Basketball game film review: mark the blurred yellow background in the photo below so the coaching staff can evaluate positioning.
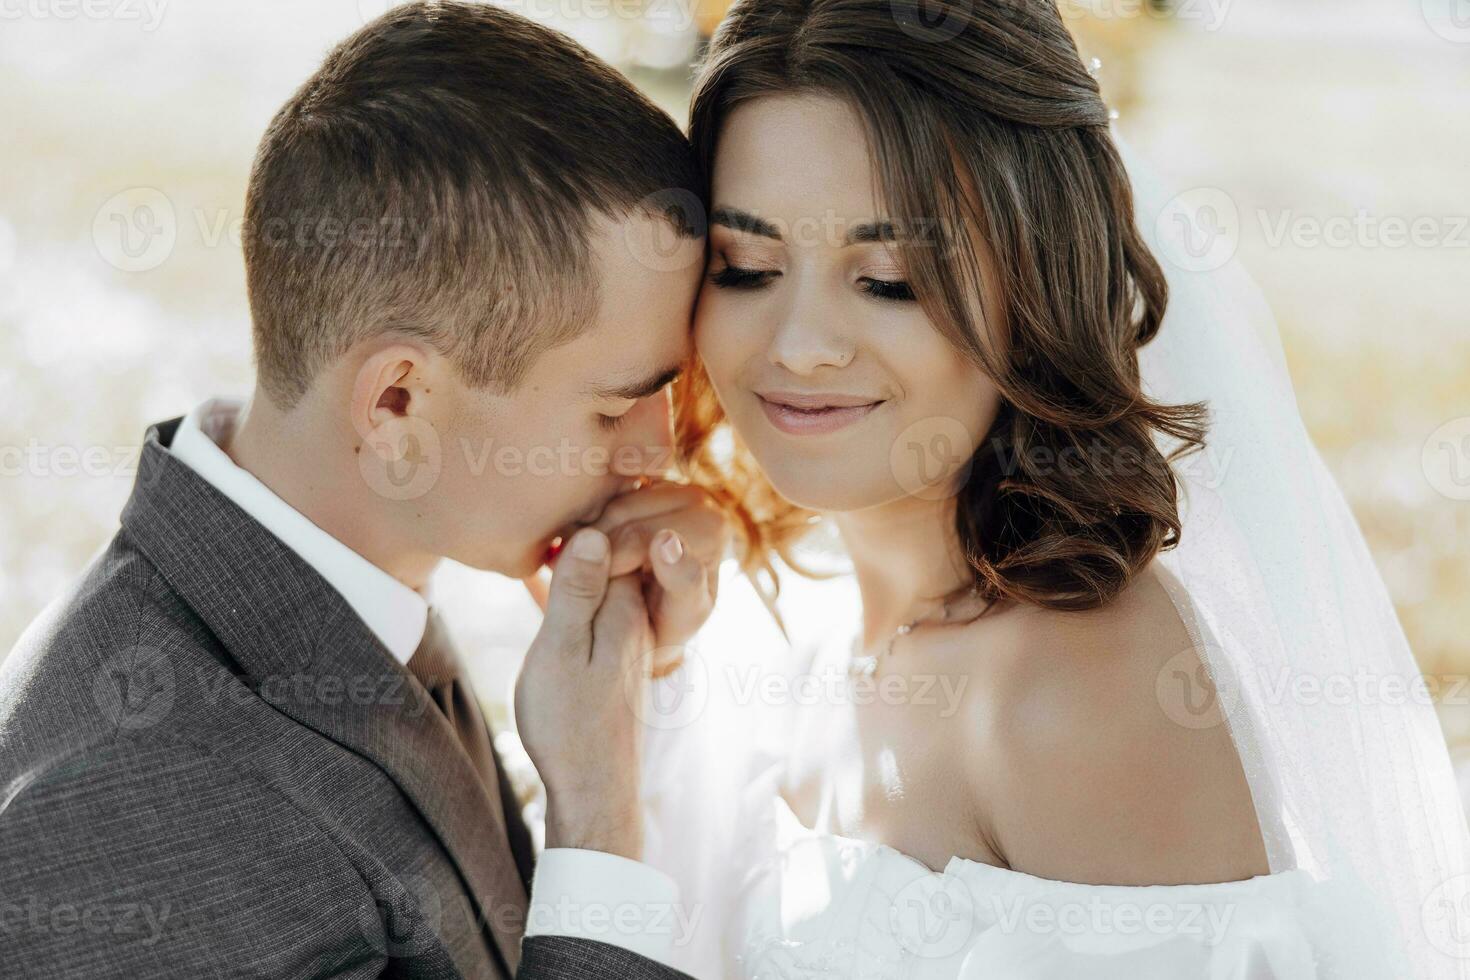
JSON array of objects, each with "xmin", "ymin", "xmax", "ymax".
[{"xmin": 1, "ymin": 0, "xmax": 1466, "ymax": 798}]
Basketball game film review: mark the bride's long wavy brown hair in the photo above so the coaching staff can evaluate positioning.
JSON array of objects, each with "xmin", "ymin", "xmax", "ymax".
[{"xmin": 675, "ymin": 0, "xmax": 1209, "ymax": 614}]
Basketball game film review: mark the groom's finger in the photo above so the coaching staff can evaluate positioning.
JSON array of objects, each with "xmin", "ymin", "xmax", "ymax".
[
  {"xmin": 539, "ymin": 528, "xmax": 611, "ymax": 656},
  {"xmin": 590, "ymin": 573, "xmax": 650, "ymax": 676}
]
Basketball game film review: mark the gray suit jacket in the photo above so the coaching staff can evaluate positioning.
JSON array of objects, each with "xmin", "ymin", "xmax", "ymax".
[{"xmin": 0, "ymin": 417, "xmax": 691, "ymax": 980}]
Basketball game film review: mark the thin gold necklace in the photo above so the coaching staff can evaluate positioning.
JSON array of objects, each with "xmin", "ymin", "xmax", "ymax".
[{"xmin": 847, "ymin": 583, "xmax": 984, "ymax": 680}]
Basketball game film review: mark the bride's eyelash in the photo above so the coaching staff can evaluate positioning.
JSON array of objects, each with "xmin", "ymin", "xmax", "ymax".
[
  {"xmin": 860, "ymin": 277, "xmax": 916, "ymax": 302},
  {"xmin": 711, "ymin": 263, "xmax": 915, "ymax": 303},
  {"xmin": 597, "ymin": 412, "xmax": 631, "ymax": 432},
  {"xmin": 709, "ymin": 265, "xmax": 777, "ymax": 290}
]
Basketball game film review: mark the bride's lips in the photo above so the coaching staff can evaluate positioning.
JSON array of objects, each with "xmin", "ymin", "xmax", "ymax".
[{"xmin": 756, "ymin": 391, "xmax": 885, "ymax": 435}]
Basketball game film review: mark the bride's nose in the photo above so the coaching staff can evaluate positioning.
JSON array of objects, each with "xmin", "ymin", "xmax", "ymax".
[{"xmin": 766, "ymin": 280, "xmax": 856, "ymax": 375}]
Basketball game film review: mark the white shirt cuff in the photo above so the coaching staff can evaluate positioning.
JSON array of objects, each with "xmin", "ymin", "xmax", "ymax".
[{"xmin": 525, "ymin": 847, "xmax": 682, "ymax": 968}]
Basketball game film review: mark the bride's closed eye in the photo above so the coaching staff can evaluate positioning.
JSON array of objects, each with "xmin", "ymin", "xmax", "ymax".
[
  {"xmin": 708, "ymin": 263, "xmax": 917, "ymax": 302},
  {"xmin": 709, "ymin": 264, "xmax": 777, "ymax": 289},
  {"xmin": 857, "ymin": 277, "xmax": 915, "ymax": 302}
]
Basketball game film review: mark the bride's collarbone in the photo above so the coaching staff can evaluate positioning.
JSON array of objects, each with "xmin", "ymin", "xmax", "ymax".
[
  {"xmin": 791, "ymin": 566, "xmax": 1271, "ymax": 886},
  {"xmin": 782, "ymin": 626, "xmax": 1018, "ymax": 871}
]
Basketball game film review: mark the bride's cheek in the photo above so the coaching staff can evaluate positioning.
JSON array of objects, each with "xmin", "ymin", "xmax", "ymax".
[{"xmin": 694, "ymin": 311, "xmax": 746, "ymax": 392}]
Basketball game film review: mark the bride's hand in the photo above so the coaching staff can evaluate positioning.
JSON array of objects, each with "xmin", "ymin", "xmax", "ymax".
[{"xmin": 590, "ymin": 479, "xmax": 729, "ymax": 667}]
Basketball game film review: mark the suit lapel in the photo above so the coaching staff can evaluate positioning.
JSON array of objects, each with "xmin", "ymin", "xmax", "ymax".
[{"xmin": 121, "ymin": 419, "xmax": 527, "ymax": 974}]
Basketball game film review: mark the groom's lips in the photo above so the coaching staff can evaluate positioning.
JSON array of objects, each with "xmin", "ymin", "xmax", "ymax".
[{"xmin": 541, "ymin": 490, "xmax": 629, "ymax": 568}]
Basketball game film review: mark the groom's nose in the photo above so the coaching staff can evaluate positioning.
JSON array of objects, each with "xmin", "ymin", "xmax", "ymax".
[{"xmin": 613, "ymin": 388, "xmax": 676, "ymax": 479}]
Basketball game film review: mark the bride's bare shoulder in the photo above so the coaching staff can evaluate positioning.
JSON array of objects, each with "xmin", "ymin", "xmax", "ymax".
[{"xmin": 963, "ymin": 559, "xmax": 1270, "ymax": 886}]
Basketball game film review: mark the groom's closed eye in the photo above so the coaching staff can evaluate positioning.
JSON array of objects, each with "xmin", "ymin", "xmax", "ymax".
[{"xmin": 586, "ymin": 364, "xmax": 682, "ymax": 431}]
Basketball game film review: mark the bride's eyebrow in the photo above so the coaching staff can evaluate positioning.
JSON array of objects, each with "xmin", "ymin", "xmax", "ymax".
[
  {"xmin": 711, "ymin": 207, "xmax": 897, "ymax": 248},
  {"xmin": 711, "ymin": 206, "xmax": 782, "ymax": 240},
  {"xmin": 844, "ymin": 220, "xmax": 897, "ymax": 245}
]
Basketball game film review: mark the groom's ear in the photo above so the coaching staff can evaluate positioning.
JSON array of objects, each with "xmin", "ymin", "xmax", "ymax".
[{"xmin": 349, "ymin": 342, "xmax": 436, "ymax": 441}]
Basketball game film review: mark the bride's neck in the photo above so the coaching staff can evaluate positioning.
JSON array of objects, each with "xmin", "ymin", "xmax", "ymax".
[{"xmin": 834, "ymin": 495, "xmax": 975, "ymax": 649}]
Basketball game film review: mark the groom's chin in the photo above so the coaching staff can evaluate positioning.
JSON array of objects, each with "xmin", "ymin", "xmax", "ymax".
[{"xmin": 454, "ymin": 542, "xmax": 549, "ymax": 581}]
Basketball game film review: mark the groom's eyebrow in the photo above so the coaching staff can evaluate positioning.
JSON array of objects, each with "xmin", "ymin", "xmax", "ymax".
[
  {"xmin": 711, "ymin": 206, "xmax": 782, "ymax": 240},
  {"xmin": 585, "ymin": 364, "xmax": 683, "ymax": 401}
]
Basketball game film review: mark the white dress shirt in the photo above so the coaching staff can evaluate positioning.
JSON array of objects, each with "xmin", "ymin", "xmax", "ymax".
[
  {"xmin": 168, "ymin": 398, "xmax": 682, "ymax": 968},
  {"xmin": 170, "ymin": 398, "xmax": 428, "ymax": 663}
]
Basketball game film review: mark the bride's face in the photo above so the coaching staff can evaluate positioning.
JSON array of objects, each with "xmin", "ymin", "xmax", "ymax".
[{"xmin": 694, "ymin": 93, "xmax": 999, "ymax": 512}]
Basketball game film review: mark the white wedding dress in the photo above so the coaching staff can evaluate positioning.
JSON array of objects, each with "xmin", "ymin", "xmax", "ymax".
[
  {"xmin": 738, "ymin": 796, "xmax": 1322, "ymax": 979},
  {"xmin": 637, "ymin": 128, "xmax": 1469, "ymax": 978},
  {"xmin": 641, "ymin": 557, "xmax": 1363, "ymax": 979}
]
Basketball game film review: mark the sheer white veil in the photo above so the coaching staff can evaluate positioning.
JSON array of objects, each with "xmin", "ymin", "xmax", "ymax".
[
  {"xmin": 639, "ymin": 127, "xmax": 1470, "ymax": 980},
  {"xmin": 1116, "ymin": 126, "xmax": 1470, "ymax": 977}
]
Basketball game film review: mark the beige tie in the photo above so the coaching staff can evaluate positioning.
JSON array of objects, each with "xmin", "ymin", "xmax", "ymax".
[{"xmin": 406, "ymin": 608, "xmax": 536, "ymax": 891}]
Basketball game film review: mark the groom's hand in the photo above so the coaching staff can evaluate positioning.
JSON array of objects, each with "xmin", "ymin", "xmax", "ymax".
[
  {"xmin": 514, "ymin": 528, "xmax": 653, "ymax": 860},
  {"xmin": 591, "ymin": 480, "xmax": 729, "ymax": 662}
]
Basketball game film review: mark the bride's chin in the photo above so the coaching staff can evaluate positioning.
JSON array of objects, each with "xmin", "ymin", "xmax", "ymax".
[{"xmin": 756, "ymin": 468, "xmax": 890, "ymax": 514}]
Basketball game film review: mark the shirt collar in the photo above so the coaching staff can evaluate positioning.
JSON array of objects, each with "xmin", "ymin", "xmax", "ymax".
[{"xmin": 169, "ymin": 397, "xmax": 428, "ymax": 664}]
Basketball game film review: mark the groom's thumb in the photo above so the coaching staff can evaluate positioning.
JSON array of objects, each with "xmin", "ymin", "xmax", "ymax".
[{"xmin": 540, "ymin": 529, "xmax": 611, "ymax": 654}]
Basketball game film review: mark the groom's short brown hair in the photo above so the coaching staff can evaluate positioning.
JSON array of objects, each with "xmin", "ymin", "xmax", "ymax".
[{"xmin": 243, "ymin": 0, "xmax": 703, "ymax": 409}]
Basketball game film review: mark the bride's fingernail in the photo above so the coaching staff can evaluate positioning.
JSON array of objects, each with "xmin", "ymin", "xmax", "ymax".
[{"xmin": 657, "ymin": 530, "xmax": 684, "ymax": 564}]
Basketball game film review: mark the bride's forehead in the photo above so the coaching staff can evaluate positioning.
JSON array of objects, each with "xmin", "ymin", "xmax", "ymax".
[{"xmin": 713, "ymin": 94, "xmax": 882, "ymax": 220}]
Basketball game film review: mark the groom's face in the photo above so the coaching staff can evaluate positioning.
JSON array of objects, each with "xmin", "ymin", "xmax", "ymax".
[{"xmin": 425, "ymin": 211, "xmax": 705, "ymax": 579}]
